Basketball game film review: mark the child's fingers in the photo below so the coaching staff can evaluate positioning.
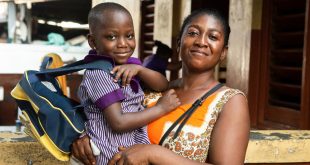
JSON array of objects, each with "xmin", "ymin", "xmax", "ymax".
[
  {"xmin": 118, "ymin": 146, "xmax": 127, "ymax": 151},
  {"xmin": 110, "ymin": 66, "xmax": 119, "ymax": 74},
  {"xmin": 163, "ymin": 89, "xmax": 175, "ymax": 96},
  {"xmin": 121, "ymin": 70, "xmax": 130, "ymax": 86},
  {"xmin": 125, "ymin": 72, "xmax": 134, "ymax": 86},
  {"xmin": 114, "ymin": 68, "xmax": 125, "ymax": 83}
]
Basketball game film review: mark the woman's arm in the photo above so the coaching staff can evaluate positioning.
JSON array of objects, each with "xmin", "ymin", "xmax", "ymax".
[
  {"xmin": 104, "ymin": 89, "xmax": 180, "ymax": 133},
  {"xmin": 112, "ymin": 64, "xmax": 169, "ymax": 91},
  {"xmin": 208, "ymin": 94, "xmax": 250, "ymax": 165},
  {"xmin": 108, "ymin": 144, "xmax": 210, "ymax": 165}
]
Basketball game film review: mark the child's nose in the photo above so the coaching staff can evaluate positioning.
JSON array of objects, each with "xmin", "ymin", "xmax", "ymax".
[{"xmin": 117, "ymin": 37, "xmax": 127, "ymax": 47}]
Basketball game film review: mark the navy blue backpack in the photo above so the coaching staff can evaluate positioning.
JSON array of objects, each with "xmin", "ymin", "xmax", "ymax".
[{"xmin": 11, "ymin": 56, "xmax": 113, "ymax": 161}]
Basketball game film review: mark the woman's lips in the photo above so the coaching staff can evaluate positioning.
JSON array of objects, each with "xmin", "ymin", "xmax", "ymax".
[{"xmin": 190, "ymin": 49, "xmax": 207, "ymax": 56}]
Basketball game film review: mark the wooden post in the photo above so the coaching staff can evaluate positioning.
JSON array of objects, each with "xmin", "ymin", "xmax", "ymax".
[{"xmin": 227, "ymin": 0, "xmax": 253, "ymax": 94}]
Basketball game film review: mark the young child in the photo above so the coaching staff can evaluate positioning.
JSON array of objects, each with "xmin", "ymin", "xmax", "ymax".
[
  {"xmin": 77, "ymin": 3, "xmax": 180, "ymax": 164},
  {"xmin": 143, "ymin": 40, "xmax": 182, "ymax": 77},
  {"xmin": 142, "ymin": 40, "xmax": 173, "ymax": 76},
  {"xmin": 141, "ymin": 40, "xmax": 182, "ymax": 91}
]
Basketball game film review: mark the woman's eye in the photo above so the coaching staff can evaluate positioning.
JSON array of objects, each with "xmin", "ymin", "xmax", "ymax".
[
  {"xmin": 209, "ymin": 35, "xmax": 218, "ymax": 41},
  {"xmin": 187, "ymin": 31, "xmax": 199, "ymax": 36}
]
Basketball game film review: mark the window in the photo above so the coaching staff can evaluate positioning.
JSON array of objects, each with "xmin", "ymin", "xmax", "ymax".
[{"xmin": 256, "ymin": 0, "xmax": 310, "ymax": 129}]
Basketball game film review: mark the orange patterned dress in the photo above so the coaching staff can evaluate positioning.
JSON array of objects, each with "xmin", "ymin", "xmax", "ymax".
[{"xmin": 147, "ymin": 88, "xmax": 245, "ymax": 163}]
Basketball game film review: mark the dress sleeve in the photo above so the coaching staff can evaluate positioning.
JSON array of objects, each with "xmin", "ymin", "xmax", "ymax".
[
  {"xmin": 218, "ymin": 89, "xmax": 247, "ymax": 113},
  {"xmin": 83, "ymin": 69, "xmax": 125, "ymax": 110}
]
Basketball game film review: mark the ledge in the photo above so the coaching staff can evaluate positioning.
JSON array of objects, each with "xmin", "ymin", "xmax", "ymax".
[
  {"xmin": 245, "ymin": 130, "xmax": 310, "ymax": 163},
  {"xmin": 0, "ymin": 130, "xmax": 310, "ymax": 164},
  {"xmin": 0, "ymin": 132, "xmax": 67, "ymax": 165}
]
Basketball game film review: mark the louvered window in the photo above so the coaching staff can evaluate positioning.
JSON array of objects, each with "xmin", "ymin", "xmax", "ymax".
[
  {"xmin": 139, "ymin": 0, "xmax": 154, "ymax": 61},
  {"xmin": 268, "ymin": 0, "xmax": 305, "ymax": 110},
  {"xmin": 256, "ymin": 0, "xmax": 310, "ymax": 129}
]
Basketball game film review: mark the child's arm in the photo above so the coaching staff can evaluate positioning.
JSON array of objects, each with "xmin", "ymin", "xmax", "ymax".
[
  {"xmin": 111, "ymin": 64, "xmax": 168, "ymax": 92},
  {"xmin": 104, "ymin": 89, "xmax": 180, "ymax": 133}
]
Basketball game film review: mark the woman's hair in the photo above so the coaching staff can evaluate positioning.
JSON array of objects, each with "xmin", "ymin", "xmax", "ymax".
[
  {"xmin": 178, "ymin": 8, "xmax": 231, "ymax": 46},
  {"xmin": 88, "ymin": 2, "xmax": 131, "ymax": 33}
]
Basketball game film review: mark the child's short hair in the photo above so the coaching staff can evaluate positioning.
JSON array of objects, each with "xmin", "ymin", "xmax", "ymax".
[
  {"xmin": 154, "ymin": 40, "xmax": 172, "ymax": 59},
  {"xmin": 88, "ymin": 2, "xmax": 131, "ymax": 33}
]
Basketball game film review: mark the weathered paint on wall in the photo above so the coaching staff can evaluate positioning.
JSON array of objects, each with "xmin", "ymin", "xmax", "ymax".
[{"xmin": 245, "ymin": 130, "xmax": 310, "ymax": 163}]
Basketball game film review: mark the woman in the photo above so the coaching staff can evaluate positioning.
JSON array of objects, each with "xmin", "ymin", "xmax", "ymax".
[{"xmin": 72, "ymin": 8, "xmax": 250, "ymax": 165}]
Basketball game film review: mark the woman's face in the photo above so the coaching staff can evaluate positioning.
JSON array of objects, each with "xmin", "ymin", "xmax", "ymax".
[
  {"xmin": 179, "ymin": 14, "xmax": 227, "ymax": 72},
  {"xmin": 90, "ymin": 11, "xmax": 136, "ymax": 64}
]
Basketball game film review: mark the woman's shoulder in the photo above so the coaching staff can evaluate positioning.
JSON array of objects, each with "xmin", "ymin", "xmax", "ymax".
[
  {"xmin": 212, "ymin": 86, "xmax": 247, "ymax": 110},
  {"xmin": 218, "ymin": 86, "xmax": 246, "ymax": 98}
]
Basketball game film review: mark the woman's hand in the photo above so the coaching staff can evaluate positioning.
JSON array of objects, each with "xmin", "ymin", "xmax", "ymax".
[
  {"xmin": 108, "ymin": 144, "xmax": 153, "ymax": 165},
  {"xmin": 71, "ymin": 134, "xmax": 96, "ymax": 165}
]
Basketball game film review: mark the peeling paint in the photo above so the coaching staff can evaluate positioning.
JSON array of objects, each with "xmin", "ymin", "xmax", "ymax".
[
  {"xmin": 269, "ymin": 133, "xmax": 291, "ymax": 140},
  {"xmin": 246, "ymin": 130, "xmax": 310, "ymax": 163},
  {"xmin": 249, "ymin": 131, "xmax": 266, "ymax": 140},
  {"xmin": 11, "ymin": 136, "xmax": 34, "ymax": 142},
  {"xmin": 250, "ymin": 132, "xmax": 291, "ymax": 140}
]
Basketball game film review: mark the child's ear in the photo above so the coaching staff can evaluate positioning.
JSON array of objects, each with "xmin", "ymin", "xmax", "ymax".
[
  {"xmin": 87, "ymin": 34, "xmax": 97, "ymax": 50},
  {"xmin": 220, "ymin": 46, "xmax": 228, "ymax": 61}
]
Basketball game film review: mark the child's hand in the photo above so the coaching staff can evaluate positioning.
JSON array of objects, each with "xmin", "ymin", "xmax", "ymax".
[
  {"xmin": 155, "ymin": 89, "xmax": 181, "ymax": 114},
  {"xmin": 111, "ymin": 64, "xmax": 142, "ymax": 87}
]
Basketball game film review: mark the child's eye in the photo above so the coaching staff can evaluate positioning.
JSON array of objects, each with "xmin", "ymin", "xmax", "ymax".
[
  {"xmin": 127, "ymin": 34, "xmax": 134, "ymax": 40},
  {"xmin": 106, "ymin": 35, "xmax": 116, "ymax": 40}
]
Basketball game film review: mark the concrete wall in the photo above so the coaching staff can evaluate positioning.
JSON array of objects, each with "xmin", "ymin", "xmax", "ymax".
[{"xmin": 1, "ymin": 130, "xmax": 310, "ymax": 164}]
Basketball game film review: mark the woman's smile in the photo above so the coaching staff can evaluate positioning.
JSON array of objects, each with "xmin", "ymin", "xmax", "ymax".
[{"xmin": 189, "ymin": 48, "xmax": 208, "ymax": 56}]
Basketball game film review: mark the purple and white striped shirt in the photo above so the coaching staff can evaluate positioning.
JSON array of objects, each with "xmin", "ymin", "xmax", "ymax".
[{"xmin": 78, "ymin": 53, "xmax": 150, "ymax": 164}]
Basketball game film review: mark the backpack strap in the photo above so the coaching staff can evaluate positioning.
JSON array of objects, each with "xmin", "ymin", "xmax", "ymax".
[
  {"xmin": 159, "ymin": 83, "xmax": 224, "ymax": 145},
  {"xmin": 40, "ymin": 56, "xmax": 53, "ymax": 70},
  {"xmin": 37, "ymin": 57, "xmax": 114, "ymax": 77}
]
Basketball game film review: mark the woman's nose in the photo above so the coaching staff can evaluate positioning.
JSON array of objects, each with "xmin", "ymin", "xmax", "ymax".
[{"xmin": 194, "ymin": 35, "xmax": 208, "ymax": 47}]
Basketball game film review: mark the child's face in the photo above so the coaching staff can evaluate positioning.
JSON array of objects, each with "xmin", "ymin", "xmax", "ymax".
[{"xmin": 90, "ymin": 11, "xmax": 136, "ymax": 64}]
